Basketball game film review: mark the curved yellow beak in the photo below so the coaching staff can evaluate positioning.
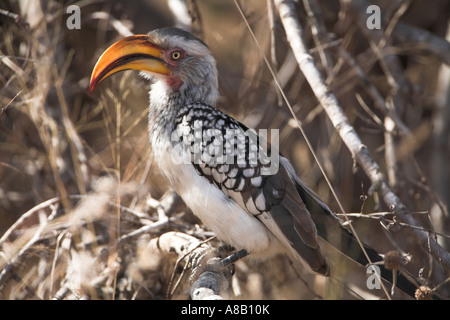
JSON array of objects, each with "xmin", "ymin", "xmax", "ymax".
[{"xmin": 89, "ymin": 35, "xmax": 170, "ymax": 95}]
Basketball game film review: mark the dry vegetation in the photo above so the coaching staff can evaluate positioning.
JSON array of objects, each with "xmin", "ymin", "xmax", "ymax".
[{"xmin": 0, "ymin": 0, "xmax": 449, "ymax": 300}]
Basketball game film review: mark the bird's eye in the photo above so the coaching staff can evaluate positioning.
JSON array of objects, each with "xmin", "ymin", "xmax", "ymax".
[
  {"xmin": 166, "ymin": 48, "xmax": 186, "ymax": 65},
  {"xmin": 171, "ymin": 51, "xmax": 182, "ymax": 60}
]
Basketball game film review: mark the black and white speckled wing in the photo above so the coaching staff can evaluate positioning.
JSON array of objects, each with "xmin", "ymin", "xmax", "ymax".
[{"xmin": 174, "ymin": 103, "xmax": 329, "ymax": 275}]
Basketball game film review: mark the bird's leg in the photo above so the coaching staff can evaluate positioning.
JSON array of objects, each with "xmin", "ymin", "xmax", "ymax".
[{"xmin": 201, "ymin": 249, "xmax": 248, "ymax": 279}]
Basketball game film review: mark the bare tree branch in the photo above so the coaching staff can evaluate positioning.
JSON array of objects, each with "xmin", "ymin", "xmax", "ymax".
[
  {"xmin": 393, "ymin": 22, "xmax": 450, "ymax": 66},
  {"xmin": 274, "ymin": 0, "xmax": 450, "ymax": 273}
]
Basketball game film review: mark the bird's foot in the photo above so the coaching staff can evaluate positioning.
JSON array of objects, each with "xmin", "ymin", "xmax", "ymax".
[
  {"xmin": 202, "ymin": 249, "xmax": 248, "ymax": 275},
  {"xmin": 189, "ymin": 248, "xmax": 248, "ymax": 284}
]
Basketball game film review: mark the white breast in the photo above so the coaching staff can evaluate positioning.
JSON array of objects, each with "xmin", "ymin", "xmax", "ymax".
[{"xmin": 151, "ymin": 135, "xmax": 282, "ymax": 258}]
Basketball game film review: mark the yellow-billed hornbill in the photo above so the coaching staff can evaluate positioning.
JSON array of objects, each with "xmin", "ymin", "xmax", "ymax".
[{"xmin": 90, "ymin": 27, "xmax": 417, "ymax": 297}]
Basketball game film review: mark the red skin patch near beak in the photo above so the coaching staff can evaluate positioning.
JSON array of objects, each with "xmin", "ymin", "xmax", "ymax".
[{"xmin": 167, "ymin": 75, "xmax": 183, "ymax": 91}]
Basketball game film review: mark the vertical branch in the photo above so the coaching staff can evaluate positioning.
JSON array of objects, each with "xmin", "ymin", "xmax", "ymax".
[
  {"xmin": 167, "ymin": 0, "xmax": 203, "ymax": 37},
  {"xmin": 267, "ymin": 0, "xmax": 283, "ymax": 107},
  {"xmin": 18, "ymin": 1, "xmax": 72, "ymax": 212},
  {"xmin": 384, "ymin": 115, "xmax": 397, "ymax": 188},
  {"xmin": 302, "ymin": 0, "xmax": 334, "ymax": 77},
  {"xmin": 52, "ymin": 50, "xmax": 89, "ymax": 195},
  {"xmin": 342, "ymin": 0, "xmax": 412, "ymax": 125},
  {"xmin": 168, "ymin": 0, "xmax": 192, "ymax": 30},
  {"xmin": 431, "ymin": 23, "xmax": 450, "ymax": 236}
]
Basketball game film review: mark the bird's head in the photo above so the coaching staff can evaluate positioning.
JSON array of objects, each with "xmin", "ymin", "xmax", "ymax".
[{"xmin": 89, "ymin": 27, "xmax": 219, "ymax": 105}]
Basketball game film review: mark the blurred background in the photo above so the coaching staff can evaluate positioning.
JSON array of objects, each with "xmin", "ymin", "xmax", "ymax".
[{"xmin": 0, "ymin": 0, "xmax": 449, "ymax": 299}]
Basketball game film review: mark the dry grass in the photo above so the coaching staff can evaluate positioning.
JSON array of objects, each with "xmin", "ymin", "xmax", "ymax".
[{"xmin": 0, "ymin": 0, "xmax": 449, "ymax": 299}]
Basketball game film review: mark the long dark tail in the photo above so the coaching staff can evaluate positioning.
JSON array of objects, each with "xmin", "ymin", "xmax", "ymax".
[{"xmin": 295, "ymin": 181, "xmax": 419, "ymax": 298}]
